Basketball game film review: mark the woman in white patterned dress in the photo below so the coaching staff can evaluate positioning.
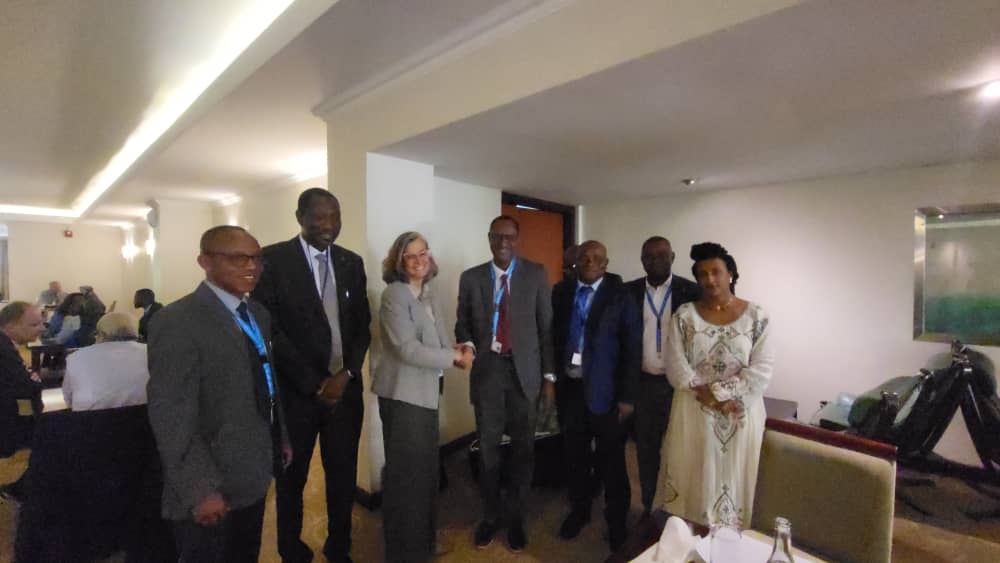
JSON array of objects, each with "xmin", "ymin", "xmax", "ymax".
[{"xmin": 653, "ymin": 242, "xmax": 775, "ymax": 528}]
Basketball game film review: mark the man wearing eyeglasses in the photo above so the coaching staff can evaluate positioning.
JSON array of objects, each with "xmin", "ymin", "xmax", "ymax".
[
  {"xmin": 147, "ymin": 225, "xmax": 291, "ymax": 562},
  {"xmin": 455, "ymin": 215, "xmax": 555, "ymax": 552},
  {"xmin": 253, "ymin": 188, "xmax": 371, "ymax": 563}
]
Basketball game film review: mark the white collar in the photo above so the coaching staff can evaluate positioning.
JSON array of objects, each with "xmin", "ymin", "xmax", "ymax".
[
  {"xmin": 577, "ymin": 276, "xmax": 604, "ymax": 292},
  {"xmin": 645, "ymin": 274, "xmax": 673, "ymax": 292}
]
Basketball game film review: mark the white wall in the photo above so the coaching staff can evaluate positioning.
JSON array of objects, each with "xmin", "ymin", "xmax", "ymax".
[
  {"xmin": 214, "ymin": 176, "xmax": 328, "ymax": 247},
  {"xmin": 583, "ymin": 159, "xmax": 1000, "ymax": 465},
  {"xmin": 363, "ymin": 153, "xmax": 501, "ymax": 492},
  {"xmin": 151, "ymin": 199, "xmax": 214, "ymax": 304},
  {"xmin": 4, "ymin": 220, "xmax": 127, "ymax": 311}
]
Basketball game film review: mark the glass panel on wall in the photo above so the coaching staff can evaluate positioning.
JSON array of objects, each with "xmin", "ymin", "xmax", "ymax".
[{"xmin": 914, "ymin": 205, "xmax": 1000, "ymax": 346}]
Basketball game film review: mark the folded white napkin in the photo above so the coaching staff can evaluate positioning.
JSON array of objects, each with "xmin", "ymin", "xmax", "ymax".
[{"xmin": 650, "ymin": 516, "xmax": 697, "ymax": 563}]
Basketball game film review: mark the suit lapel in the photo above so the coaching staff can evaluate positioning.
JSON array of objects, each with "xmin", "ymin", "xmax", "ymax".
[
  {"xmin": 194, "ymin": 283, "xmax": 244, "ymax": 353},
  {"xmin": 586, "ymin": 278, "xmax": 613, "ymax": 336},
  {"xmin": 287, "ymin": 238, "xmax": 324, "ymax": 310},
  {"xmin": 478, "ymin": 262, "xmax": 494, "ymax": 317}
]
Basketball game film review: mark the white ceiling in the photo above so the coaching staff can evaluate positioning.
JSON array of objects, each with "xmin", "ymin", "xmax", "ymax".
[
  {"xmin": 0, "ymin": 0, "xmax": 515, "ymax": 223},
  {"xmin": 2, "ymin": 0, "xmax": 1000, "ymax": 224},
  {"xmin": 380, "ymin": 0, "xmax": 1000, "ymax": 204}
]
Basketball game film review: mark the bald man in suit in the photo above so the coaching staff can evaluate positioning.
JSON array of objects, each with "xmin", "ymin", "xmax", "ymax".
[{"xmin": 455, "ymin": 215, "xmax": 554, "ymax": 552}]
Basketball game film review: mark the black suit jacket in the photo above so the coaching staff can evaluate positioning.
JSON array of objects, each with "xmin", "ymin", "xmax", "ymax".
[
  {"xmin": 0, "ymin": 332, "xmax": 42, "ymax": 457},
  {"xmin": 252, "ymin": 237, "xmax": 372, "ymax": 398},
  {"xmin": 624, "ymin": 274, "xmax": 701, "ymax": 319},
  {"xmin": 137, "ymin": 302, "xmax": 163, "ymax": 343},
  {"xmin": 552, "ymin": 273, "xmax": 642, "ymax": 414}
]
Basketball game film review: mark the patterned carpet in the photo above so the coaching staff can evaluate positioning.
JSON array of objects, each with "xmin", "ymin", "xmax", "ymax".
[{"xmin": 4, "ymin": 442, "xmax": 1000, "ymax": 562}]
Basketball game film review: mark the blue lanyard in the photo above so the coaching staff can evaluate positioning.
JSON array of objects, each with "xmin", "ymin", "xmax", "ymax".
[
  {"xmin": 489, "ymin": 259, "xmax": 517, "ymax": 339},
  {"xmin": 233, "ymin": 309, "xmax": 276, "ymax": 399},
  {"xmin": 644, "ymin": 283, "xmax": 673, "ymax": 354}
]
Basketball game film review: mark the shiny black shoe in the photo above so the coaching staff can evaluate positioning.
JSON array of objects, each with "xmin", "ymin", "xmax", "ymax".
[
  {"xmin": 474, "ymin": 520, "xmax": 498, "ymax": 549},
  {"xmin": 507, "ymin": 520, "xmax": 527, "ymax": 552},
  {"xmin": 558, "ymin": 510, "xmax": 591, "ymax": 540}
]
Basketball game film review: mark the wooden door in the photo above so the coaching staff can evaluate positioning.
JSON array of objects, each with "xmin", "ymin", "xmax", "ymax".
[{"xmin": 502, "ymin": 204, "xmax": 563, "ymax": 286}]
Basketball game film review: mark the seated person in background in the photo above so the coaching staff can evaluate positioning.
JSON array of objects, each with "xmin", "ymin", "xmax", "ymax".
[
  {"xmin": 36, "ymin": 281, "xmax": 67, "ymax": 308},
  {"xmin": 62, "ymin": 312, "xmax": 148, "ymax": 411},
  {"xmin": 42, "ymin": 292, "xmax": 86, "ymax": 346},
  {"xmin": 133, "ymin": 288, "xmax": 163, "ymax": 343},
  {"xmin": 76, "ymin": 286, "xmax": 106, "ymax": 346}
]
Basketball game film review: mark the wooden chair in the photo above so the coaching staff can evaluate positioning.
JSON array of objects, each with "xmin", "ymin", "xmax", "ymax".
[{"xmin": 752, "ymin": 418, "xmax": 898, "ymax": 563}]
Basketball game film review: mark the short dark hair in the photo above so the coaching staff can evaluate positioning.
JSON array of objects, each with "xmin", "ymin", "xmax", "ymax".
[
  {"xmin": 135, "ymin": 288, "xmax": 155, "ymax": 302},
  {"xmin": 57, "ymin": 293, "xmax": 86, "ymax": 316},
  {"xmin": 690, "ymin": 242, "xmax": 739, "ymax": 293},
  {"xmin": 0, "ymin": 301, "xmax": 33, "ymax": 327},
  {"xmin": 489, "ymin": 215, "xmax": 520, "ymax": 234},
  {"xmin": 381, "ymin": 231, "xmax": 439, "ymax": 284},
  {"xmin": 199, "ymin": 225, "xmax": 251, "ymax": 254},
  {"xmin": 641, "ymin": 236, "xmax": 670, "ymax": 250},
  {"xmin": 296, "ymin": 187, "xmax": 339, "ymax": 215}
]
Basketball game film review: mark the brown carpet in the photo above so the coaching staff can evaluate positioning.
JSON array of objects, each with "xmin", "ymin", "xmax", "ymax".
[{"xmin": 4, "ymin": 443, "xmax": 1000, "ymax": 562}]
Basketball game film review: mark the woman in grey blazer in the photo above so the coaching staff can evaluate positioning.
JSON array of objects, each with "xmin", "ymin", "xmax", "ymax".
[{"xmin": 373, "ymin": 231, "xmax": 473, "ymax": 563}]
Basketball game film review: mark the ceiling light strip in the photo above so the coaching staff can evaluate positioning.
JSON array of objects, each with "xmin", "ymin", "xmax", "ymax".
[{"xmin": 70, "ymin": 0, "xmax": 296, "ymax": 216}]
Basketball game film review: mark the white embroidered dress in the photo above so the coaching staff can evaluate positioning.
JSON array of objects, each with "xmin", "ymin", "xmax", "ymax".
[{"xmin": 653, "ymin": 301, "xmax": 774, "ymax": 528}]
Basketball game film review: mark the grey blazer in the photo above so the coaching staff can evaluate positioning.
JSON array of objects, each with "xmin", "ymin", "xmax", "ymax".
[
  {"xmin": 372, "ymin": 281, "xmax": 455, "ymax": 410},
  {"xmin": 455, "ymin": 258, "xmax": 554, "ymax": 403},
  {"xmin": 147, "ymin": 282, "xmax": 279, "ymax": 520}
]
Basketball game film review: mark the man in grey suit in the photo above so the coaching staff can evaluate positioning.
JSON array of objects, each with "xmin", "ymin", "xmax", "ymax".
[
  {"xmin": 456, "ymin": 215, "xmax": 555, "ymax": 552},
  {"xmin": 147, "ymin": 226, "xmax": 290, "ymax": 562}
]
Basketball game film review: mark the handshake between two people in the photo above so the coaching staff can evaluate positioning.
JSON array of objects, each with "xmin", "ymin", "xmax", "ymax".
[{"xmin": 453, "ymin": 344, "xmax": 475, "ymax": 370}]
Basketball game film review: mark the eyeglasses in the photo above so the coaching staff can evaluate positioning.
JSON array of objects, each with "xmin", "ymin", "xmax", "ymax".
[
  {"xmin": 488, "ymin": 233, "xmax": 518, "ymax": 243},
  {"xmin": 403, "ymin": 249, "xmax": 432, "ymax": 263},
  {"xmin": 205, "ymin": 252, "xmax": 264, "ymax": 267}
]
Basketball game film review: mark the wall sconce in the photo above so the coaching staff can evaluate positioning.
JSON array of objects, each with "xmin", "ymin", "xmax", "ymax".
[{"xmin": 121, "ymin": 242, "xmax": 140, "ymax": 261}]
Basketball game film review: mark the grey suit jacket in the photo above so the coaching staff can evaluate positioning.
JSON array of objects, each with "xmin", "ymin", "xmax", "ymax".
[
  {"xmin": 372, "ymin": 281, "xmax": 454, "ymax": 410},
  {"xmin": 455, "ymin": 258, "xmax": 554, "ymax": 403},
  {"xmin": 147, "ymin": 282, "xmax": 278, "ymax": 520}
]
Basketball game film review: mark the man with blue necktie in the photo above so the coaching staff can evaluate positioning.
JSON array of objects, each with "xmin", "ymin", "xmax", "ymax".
[{"xmin": 552, "ymin": 240, "xmax": 641, "ymax": 553}]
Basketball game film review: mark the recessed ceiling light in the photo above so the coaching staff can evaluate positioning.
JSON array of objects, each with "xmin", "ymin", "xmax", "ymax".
[
  {"xmin": 981, "ymin": 80, "xmax": 1000, "ymax": 101},
  {"xmin": 682, "ymin": 178, "xmax": 697, "ymax": 187},
  {"xmin": 937, "ymin": 214, "xmax": 945, "ymax": 219}
]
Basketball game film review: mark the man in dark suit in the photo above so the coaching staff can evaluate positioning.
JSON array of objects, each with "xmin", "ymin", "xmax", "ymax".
[
  {"xmin": 147, "ymin": 225, "xmax": 290, "ymax": 562},
  {"xmin": 252, "ymin": 188, "xmax": 371, "ymax": 563},
  {"xmin": 624, "ymin": 236, "xmax": 700, "ymax": 516},
  {"xmin": 0, "ymin": 302, "xmax": 44, "ymax": 501},
  {"xmin": 553, "ymin": 240, "xmax": 641, "ymax": 552},
  {"xmin": 134, "ymin": 288, "xmax": 163, "ymax": 343},
  {"xmin": 455, "ymin": 215, "xmax": 554, "ymax": 552}
]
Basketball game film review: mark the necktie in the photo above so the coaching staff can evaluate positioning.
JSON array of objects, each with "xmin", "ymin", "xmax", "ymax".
[
  {"xmin": 495, "ymin": 273, "xmax": 512, "ymax": 353},
  {"xmin": 236, "ymin": 301, "xmax": 251, "ymax": 324},
  {"xmin": 314, "ymin": 253, "xmax": 344, "ymax": 371},
  {"xmin": 569, "ymin": 285, "xmax": 593, "ymax": 355}
]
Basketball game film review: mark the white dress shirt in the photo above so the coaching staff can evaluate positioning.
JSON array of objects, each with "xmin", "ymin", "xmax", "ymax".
[
  {"xmin": 641, "ymin": 276, "xmax": 672, "ymax": 375},
  {"xmin": 62, "ymin": 341, "xmax": 150, "ymax": 411},
  {"xmin": 299, "ymin": 235, "xmax": 337, "ymax": 298}
]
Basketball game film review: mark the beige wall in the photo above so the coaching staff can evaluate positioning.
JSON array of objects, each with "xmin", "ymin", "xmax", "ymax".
[
  {"xmin": 214, "ymin": 177, "xmax": 327, "ymax": 247},
  {"xmin": 151, "ymin": 199, "xmax": 214, "ymax": 304},
  {"xmin": 583, "ymin": 159, "xmax": 1000, "ymax": 465},
  {"xmin": 4, "ymin": 220, "xmax": 129, "ymax": 313},
  {"xmin": 362, "ymin": 153, "xmax": 500, "ymax": 492}
]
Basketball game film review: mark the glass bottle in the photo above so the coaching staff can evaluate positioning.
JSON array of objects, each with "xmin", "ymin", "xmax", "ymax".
[{"xmin": 766, "ymin": 517, "xmax": 795, "ymax": 563}]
